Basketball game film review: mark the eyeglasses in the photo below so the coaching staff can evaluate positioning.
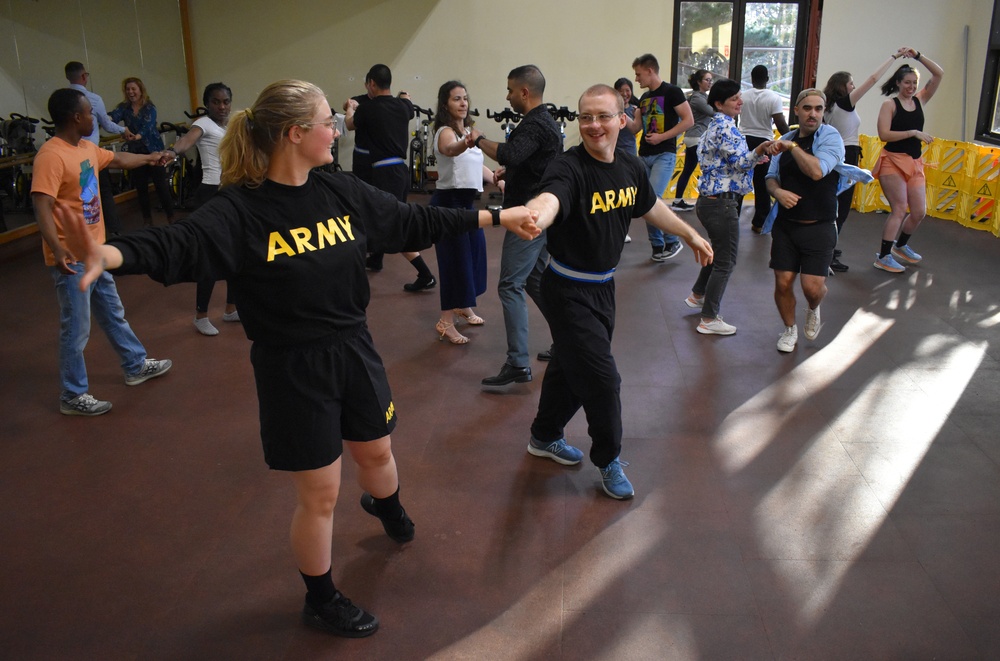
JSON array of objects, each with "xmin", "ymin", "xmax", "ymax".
[
  {"xmin": 578, "ymin": 113, "xmax": 621, "ymax": 125},
  {"xmin": 300, "ymin": 119, "xmax": 336, "ymax": 130}
]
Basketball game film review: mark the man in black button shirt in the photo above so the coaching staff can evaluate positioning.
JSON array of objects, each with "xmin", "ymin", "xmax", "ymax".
[
  {"xmin": 469, "ymin": 65, "xmax": 562, "ymax": 388},
  {"xmin": 522, "ymin": 84, "xmax": 712, "ymax": 499}
]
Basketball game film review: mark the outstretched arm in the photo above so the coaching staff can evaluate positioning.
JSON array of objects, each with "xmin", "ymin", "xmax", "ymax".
[
  {"xmin": 643, "ymin": 199, "xmax": 713, "ymax": 266},
  {"xmin": 911, "ymin": 49, "xmax": 944, "ymax": 104},
  {"xmin": 850, "ymin": 49, "xmax": 907, "ymax": 106},
  {"xmin": 525, "ymin": 192, "xmax": 562, "ymax": 231},
  {"xmin": 52, "ymin": 201, "xmax": 123, "ymax": 290}
]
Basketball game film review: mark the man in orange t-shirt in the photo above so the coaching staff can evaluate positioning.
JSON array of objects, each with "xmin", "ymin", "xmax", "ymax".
[{"xmin": 32, "ymin": 88, "xmax": 173, "ymax": 416}]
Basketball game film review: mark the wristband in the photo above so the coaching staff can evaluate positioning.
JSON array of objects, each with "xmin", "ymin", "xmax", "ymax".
[
  {"xmin": 914, "ymin": 51, "xmax": 922, "ymax": 61},
  {"xmin": 490, "ymin": 207, "xmax": 501, "ymax": 227},
  {"xmin": 475, "ymin": 135, "xmax": 485, "ymax": 149}
]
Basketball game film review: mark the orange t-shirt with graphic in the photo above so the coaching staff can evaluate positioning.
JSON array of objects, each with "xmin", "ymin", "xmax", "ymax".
[{"xmin": 31, "ymin": 137, "xmax": 115, "ymax": 266}]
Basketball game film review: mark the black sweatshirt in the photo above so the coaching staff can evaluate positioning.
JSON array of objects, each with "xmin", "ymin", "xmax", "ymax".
[{"xmin": 110, "ymin": 171, "xmax": 478, "ymax": 345}]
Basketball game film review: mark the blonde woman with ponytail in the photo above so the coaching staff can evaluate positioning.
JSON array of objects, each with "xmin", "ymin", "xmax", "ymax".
[{"xmin": 54, "ymin": 79, "xmax": 540, "ymax": 638}]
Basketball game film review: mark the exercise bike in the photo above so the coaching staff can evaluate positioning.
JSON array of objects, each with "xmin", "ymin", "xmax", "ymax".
[
  {"xmin": 544, "ymin": 104, "xmax": 577, "ymax": 149},
  {"xmin": 408, "ymin": 105, "xmax": 435, "ymax": 193},
  {"xmin": 159, "ymin": 109, "xmax": 205, "ymax": 209},
  {"xmin": 0, "ymin": 112, "xmax": 40, "ymax": 216},
  {"xmin": 486, "ymin": 107, "xmax": 522, "ymax": 142}
]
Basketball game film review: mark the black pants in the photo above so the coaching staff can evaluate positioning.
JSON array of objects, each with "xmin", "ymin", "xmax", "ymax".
[
  {"xmin": 837, "ymin": 145, "xmax": 861, "ymax": 233},
  {"xmin": 747, "ymin": 136, "xmax": 772, "ymax": 229},
  {"xmin": 530, "ymin": 270, "xmax": 622, "ymax": 469},
  {"xmin": 131, "ymin": 164, "xmax": 174, "ymax": 222},
  {"xmin": 190, "ymin": 184, "xmax": 235, "ymax": 312},
  {"xmin": 368, "ymin": 163, "xmax": 409, "ymax": 261},
  {"xmin": 98, "ymin": 169, "xmax": 123, "ymax": 234}
]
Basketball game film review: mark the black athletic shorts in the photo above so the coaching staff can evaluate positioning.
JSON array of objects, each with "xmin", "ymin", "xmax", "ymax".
[
  {"xmin": 769, "ymin": 218, "xmax": 837, "ymax": 277},
  {"xmin": 250, "ymin": 325, "xmax": 397, "ymax": 471}
]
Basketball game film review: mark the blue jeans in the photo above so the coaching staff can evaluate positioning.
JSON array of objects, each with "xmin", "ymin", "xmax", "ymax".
[
  {"xmin": 692, "ymin": 197, "xmax": 740, "ymax": 320},
  {"xmin": 498, "ymin": 229, "xmax": 548, "ymax": 368},
  {"xmin": 51, "ymin": 266, "xmax": 147, "ymax": 401},
  {"xmin": 641, "ymin": 152, "xmax": 679, "ymax": 248}
]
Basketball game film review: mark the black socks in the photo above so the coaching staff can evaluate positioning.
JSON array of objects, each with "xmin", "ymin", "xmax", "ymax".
[
  {"xmin": 301, "ymin": 568, "xmax": 337, "ymax": 607},
  {"xmin": 371, "ymin": 487, "xmax": 404, "ymax": 521},
  {"xmin": 408, "ymin": 255, "xmax": 434, "ymax": 279},
  {"xmin": 896, "ymin": 232, "xmax": 912, "ymax": 248},
  {"xmin": 879, "ymin": 239, "xmax": 895, "ymax": 258}
]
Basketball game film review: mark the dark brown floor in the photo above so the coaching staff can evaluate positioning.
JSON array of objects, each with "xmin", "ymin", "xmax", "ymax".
[{"xmin": 2, "ymin": 196, "xmax": 999, "ymax": 660}]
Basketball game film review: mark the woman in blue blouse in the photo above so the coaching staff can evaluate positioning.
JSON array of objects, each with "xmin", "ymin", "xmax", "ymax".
[
  {"xmin": 110, "ymin": 77, "xmax": 174, "ymax": 225},
  {"xmin": 685, "ymin": 78, "xmax": 775, "ymax": 336}
]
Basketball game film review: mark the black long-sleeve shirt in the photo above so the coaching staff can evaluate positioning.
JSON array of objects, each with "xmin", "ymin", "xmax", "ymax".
[
  {"xmin": 110, "ymin": 172, "xmax": 477, "ymax": 345},
  {"xmin": 495, "ymin": 105, "xmax": 562, "ymax": 208}
]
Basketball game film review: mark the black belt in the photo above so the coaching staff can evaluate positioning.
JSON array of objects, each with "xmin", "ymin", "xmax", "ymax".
[{"xmin": 703, "ymin": 192, "xmax": 739, "ymax": 200}]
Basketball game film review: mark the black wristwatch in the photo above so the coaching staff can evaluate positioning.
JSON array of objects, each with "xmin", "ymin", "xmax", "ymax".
[
  {"xmin": 475, "ymin": 135, "xmax": 485, "ymax": 149},
  {"xmin": 490, "ymin": 207, "xmax": 501, "ymax": 227}
]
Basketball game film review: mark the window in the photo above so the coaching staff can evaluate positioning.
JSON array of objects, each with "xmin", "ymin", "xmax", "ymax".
[
  {"xmin": 672, "ymin": 0, "xmax": 812, "ymax": 121},
  {"xmin": 975, "ymin": 0, "xmax": 1000, "ymax": 145}
]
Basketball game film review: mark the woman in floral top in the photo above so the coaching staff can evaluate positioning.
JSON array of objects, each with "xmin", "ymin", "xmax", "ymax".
[
  {"xmin": 110, "ymin": 77, "xmax": 174, "ymax": 225},
  {"xmin": 684, "ymin": 78, "xmax": 775, "ymax": 336}
]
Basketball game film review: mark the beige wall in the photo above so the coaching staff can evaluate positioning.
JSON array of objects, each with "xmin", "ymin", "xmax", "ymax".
[
  {"xmin": 817, "ymin": 0, "xmax": 992, "ymax": 143},
  {"xmin": 1, "ymin": 0, "xmax": 188, "ymax": 141},
  {"xmin": 1, "ymin": 0, "xmax": 994, "ymax": 161},
  {"xmin": 186, "ymin": 0, "xmax": 992, "ymax": 168}
]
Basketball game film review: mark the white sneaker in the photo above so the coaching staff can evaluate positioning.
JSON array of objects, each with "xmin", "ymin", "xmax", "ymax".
[
  {"xmin": 222, "ymin": 310, "xmax": 241, "ymax": 323},
  {"xmin": 683, "ymin": 295, "xmax": 704, "ymax": 309},
  {"xmin": 777, "ymin": 326, "xmax": 798, "ymax": 353},
  {"xmin": 697, "ymin": 317, "xmax": 737, "ymax": 335},
  {"xmin": 194, "ymin": 317, "xmax": 219, "ymax": 336},
  {"xmin": 624, "ymin": 234, "xmax": 632, "ymax": 243},
  {"xmin": 804, "ymin": 307, "xmax": 822, "ymax": 340}
]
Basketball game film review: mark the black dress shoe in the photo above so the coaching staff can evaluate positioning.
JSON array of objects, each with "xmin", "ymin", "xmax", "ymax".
[
  {"xmin": 481, "ymin": 363, "xmax": 532, "ymax": 387},
  {"xmin": 830, "ymin": 257, "xmax": 849, "ymax": 272},
  {"xmin": 365, "ymin": 254, "xmax": 383, "ymax": 272},
  {"xmin": 403, "ymin": 275, "xmax": 436, "ymax": 292},
  {"xmin": 536, "ymin": 350, "xmax": 552, "ymax": 362}
]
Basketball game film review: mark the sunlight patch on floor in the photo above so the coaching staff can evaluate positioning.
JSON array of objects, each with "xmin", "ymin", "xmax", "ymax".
[{"xmin": 712, "ymin": 308, "xmax": 985, "ymax": 627}]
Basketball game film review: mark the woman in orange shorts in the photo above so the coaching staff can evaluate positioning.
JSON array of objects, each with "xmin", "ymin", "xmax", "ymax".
[{"xmin": 873, "ymin": 47, "xmax": 944, "ymax": 273}]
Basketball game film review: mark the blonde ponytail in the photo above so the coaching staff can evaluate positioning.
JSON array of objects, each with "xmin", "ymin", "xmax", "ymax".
[{"xmin": 219, "ymin": 79, "xmax": 326, "ymax": 188}]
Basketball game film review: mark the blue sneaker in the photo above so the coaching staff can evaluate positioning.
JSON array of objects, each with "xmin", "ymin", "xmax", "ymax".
[
  {"xmin": 527, "ymin": 436, "xmax": 584, "ymax": 466},
  {"xmin": 891, "ymin": 243, "xmax": 922, "ymax": 264},
  {"xmin": 599, "ymin": 458, "xmax": 634, "ymax": 500},
  {"xmin": 873, "ymin": 252, "xmax": 905, "ymax": 273}
]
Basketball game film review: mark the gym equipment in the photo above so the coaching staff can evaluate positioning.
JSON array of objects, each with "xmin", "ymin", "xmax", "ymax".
[
  {"xmin": 544, "ymin": 104, "xmax": 578, "ymax": 149},
  {"xmin": 408, "ymin": 105, "xmax": 435, "ymax": 193},
  {"xmin": 0, "ymin": 113, "xmax": 40, "ymax": 216},
  {"xmin": 486, "ymin": 108, "xmax": 522, "ymax": 141}
]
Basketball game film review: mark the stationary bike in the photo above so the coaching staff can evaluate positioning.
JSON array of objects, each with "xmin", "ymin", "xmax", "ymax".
[
  {"xmin": 160, "ymin": 109, "xmax": 205, "ymax": 209},
  {"xmin": 408, "ymin": 105, "xmax": 435, "ymax": 193},
  {"xmin": 486, "ymin": 107, "xmax": 522, "ymax": 141},
  {"xmin": 544, "ymin": 104, "xmax": 578, "ymax": 149},
  {"xmin": 0, "ymin": 112, "xmax": 40, "ymax": 214}
]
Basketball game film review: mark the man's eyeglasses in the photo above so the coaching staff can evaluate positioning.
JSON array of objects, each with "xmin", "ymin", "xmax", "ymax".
[{"xmin": 578, "ymin": 113, "xmax": 621, "ymax": 125}]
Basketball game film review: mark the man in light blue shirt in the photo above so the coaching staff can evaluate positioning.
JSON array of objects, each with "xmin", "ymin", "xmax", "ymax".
[{"xmin": 65, "ymin": 61, "xmax": 133, "ymax": 235}]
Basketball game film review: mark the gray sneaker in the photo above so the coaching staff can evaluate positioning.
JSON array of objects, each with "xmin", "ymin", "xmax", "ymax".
[
  {"xmin": 662, "ymin": 243, "xmax": 684, "ymax": 260},
  {"xmin": 60, "ymin": 393, "xmax": 112, "ymax": 417},
  {"xmin": 125, "ymin": 359, "xmax": 173, "ymax": 386},
  {"xmin": 528, "ymin": 436, "xmax": 584, "ymax": 466}
]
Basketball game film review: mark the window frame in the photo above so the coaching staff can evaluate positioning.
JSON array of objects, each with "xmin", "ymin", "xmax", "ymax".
[{"xmin": 975, "ymin": 0, "xmax": 1000, "ymax": 145}]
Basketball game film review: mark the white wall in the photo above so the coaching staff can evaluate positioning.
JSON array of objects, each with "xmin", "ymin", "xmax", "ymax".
[{"xmin": 817, "ymin": 0, "xmax": 991, "ymax": 142}]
